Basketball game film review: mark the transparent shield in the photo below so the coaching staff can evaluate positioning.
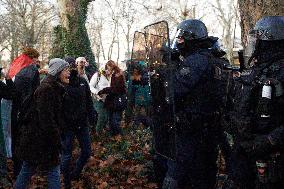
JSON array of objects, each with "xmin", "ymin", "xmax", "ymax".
[
  {"xmin": 244, "ymin": 33, "xmax": 257, "ymax": 65},
  {"xmin": 144, "ymin": 21, "xmax": 176, "ymax": 160},
  {"xmin": 131, "ymin": 31, "xmax": 147, "ymax": 62},
  {"xmin": 170, "ymin": 28, "xmax": 181, "ymax": 50},
  {"xmin": 144, "ymin": 21, "xmax": 170, "ymax": 70}
]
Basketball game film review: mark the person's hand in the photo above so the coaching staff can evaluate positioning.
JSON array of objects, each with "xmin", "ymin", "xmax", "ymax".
[
  {"xmin": 98, "ymin": 90, "xmax": 104, "ymax": 96},
  {"xmin": 39, "ymin": 69, "xmax": 48, "ymax": 75}
]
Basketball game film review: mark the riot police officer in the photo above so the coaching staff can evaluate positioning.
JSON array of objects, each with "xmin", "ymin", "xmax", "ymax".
[
  {"xmin": 162, "ymin": 19, "xmax": 231, "ymax": 189},
  {"xmin": 228, "ymin": 16, "xmax": 284, "ymax": 189}
]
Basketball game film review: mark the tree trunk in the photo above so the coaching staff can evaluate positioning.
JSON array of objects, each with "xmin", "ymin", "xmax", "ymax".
[
  {"xmin": 238, "ymin": 0, "xmax": 284, "ymax": 46},
  {"xmin": 57, "ymin": 0, "xmax": 96, "ymax": 73}
]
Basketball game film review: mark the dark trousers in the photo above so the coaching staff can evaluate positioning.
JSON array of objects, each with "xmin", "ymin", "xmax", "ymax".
[
  {"xmin": 61, "ymin": 127, "xmax": 91, "ymax": 188},
  {"xmin": 11, "ymin": 102, "xmax": 22, "ymax": 178},
  {"xmin": 153, "ymin": 153, "xmax": 168, "ymax": 189},
  {"xmin": 164, "ymin": 126, "xmax": 218, "ymax": 189},
  {"xmin": 108, "ymin": 111, "xmax": 123, "ymax": 136}
]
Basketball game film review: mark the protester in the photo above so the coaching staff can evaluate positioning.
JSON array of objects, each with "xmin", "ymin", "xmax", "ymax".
[
  {"xmin": 61, "ymin": 57, "xmax": 95, "ymax": 189},
  {"xmin": 1, "ymin": 47, "xmax": 41, "ymax": 178},
  {"xmin": 0, "ymin": 67, "xmax": 13, "ymax": 159},
  {"xmin": 128, "ymin": 62, "xmax": 151, "ymax": 127},
  {"xmin": 98, "ymin": 60, "xmax": 127, "ymax": 137},
  {"xmin": 14, "ymin": 58, "xmax": 70, "ymax": 189},
  {"xmin": 76, "ymin": 57, "xmax": 89, "ymax": 82},
  {"xmin": 89, "ymin": 67, "xmax": 111, "ymax": 135},
  {"xmin": 0, "ymin": 68, "xmax": 15, "ymax": 188}
]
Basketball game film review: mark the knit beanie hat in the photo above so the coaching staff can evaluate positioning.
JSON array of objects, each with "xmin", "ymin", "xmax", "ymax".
[
  {"xmin": 48, "ymin": 58, "xmax": 69, "ymax": 76},
  {"xmin": 64, "ymin": 56, "xmax": 76, "ymax": 69}
]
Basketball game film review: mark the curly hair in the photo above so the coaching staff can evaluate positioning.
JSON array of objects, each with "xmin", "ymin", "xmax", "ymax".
[{"xmin": 22, "ymin": 47, "xmax": 40, "ymax": 59}]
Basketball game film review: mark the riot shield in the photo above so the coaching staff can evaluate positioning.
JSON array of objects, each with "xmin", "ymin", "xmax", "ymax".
[
  {"xmin": 125, "ymin": 31, "xmax": 150, "ymax": 124},
  {"xmin": 144, "ymin": 21, "xmax": 176, "ymax": 160},
  {"xmin": 131, "ymin": 31, "xmax": 147, "ymax": 62}
]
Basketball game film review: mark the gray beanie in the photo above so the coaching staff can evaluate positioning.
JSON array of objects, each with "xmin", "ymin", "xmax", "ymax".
[{"xmin": 48, "ymin": 58, "xmax": 69, "ymax": 76}]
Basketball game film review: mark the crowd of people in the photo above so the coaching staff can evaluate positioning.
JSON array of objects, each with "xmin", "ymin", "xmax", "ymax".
[
  {"xmin": 0, "ymin": 51, "xmax": 128, "ymax": 188},
  {"xmin": 0, "ymin": 15, "xmax": 284, "ymax": 189}
]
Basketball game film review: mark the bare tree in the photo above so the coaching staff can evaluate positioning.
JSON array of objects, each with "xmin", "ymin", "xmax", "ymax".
[
  {"xmin": 0, "ymin": 0, "xmax": 56, "ymax": 61},
  {"xmin": 87, "ymin": 13, "xmax": 105, "ymax": 66},
  {"xmin": 211, "ymin": 0, "xmax": 239, "ymax": 63}
]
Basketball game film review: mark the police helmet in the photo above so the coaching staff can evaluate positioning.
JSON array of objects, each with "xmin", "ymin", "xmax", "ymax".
[
  {"xmin": 251, "ymin": 16, "xmax": 284, "ymax": 41},
  {"xmin": 244, "ymin": 16, "xmax": 284, "ymax": 64},
  {"xmin": 171, "ymin": 19, "xmax": 208, "ymax": 51},
  {"xmin": 176, "ymin": 19, "xmax": 208, "ymax": 41}
]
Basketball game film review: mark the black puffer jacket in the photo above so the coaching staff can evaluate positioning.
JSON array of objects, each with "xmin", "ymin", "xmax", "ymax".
[
  {"xmin": 11, "ymin": 64, "xmax": 40, "ymax": 148},
  {"xmin": 14, "ymin": 64, "xmax": 40, "ymax": 102},
  {"xmin": 63, "ymin": 70, "xmax": 96, "ymax": 130},
  {"xmin": 16, "ymin": 75, "xmax": 66, "ymax": 169}
]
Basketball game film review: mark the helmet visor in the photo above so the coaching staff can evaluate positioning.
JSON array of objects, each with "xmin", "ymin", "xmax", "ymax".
[
  {"xmin": 244, "ymin": 32, "xmax": 257, "ymax": 64},
  {"xmin": 169, "ymin": 28, "xmax": 182, "ymax": 49}
]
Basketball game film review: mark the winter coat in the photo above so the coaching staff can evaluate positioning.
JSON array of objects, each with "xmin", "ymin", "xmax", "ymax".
[
  {"xmin": 13, "ymin": 64, "xmax": 40, "ymax": 102},
  {"xmin": 11, "ymin": 64, "xmax": 40, "ymax": 157},
  {"xmin": 99, "ymin": 72, "xmax": 126, "ymax": 111},
  {"xmin": 63, "ymin": 71, "xmax": 96, "ymax": 130},
  {"xmin": 16, "ymin": 75, "xmax": 66, "ymax": 169}
]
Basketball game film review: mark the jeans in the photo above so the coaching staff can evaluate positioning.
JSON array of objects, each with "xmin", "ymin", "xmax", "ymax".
[
  {"xmin": 0, "ymin": 105, "xmax": 7, "ymax": 177},
  {"xmin": 108, "ymin": 111, "xmax": 123, "ymax": 136},
  {"xmin": 1, "ymin": 99, "xmax": 12, "ymax": 158},
  {"xmin": 15, "ymin": 161, "xmax": 60, "ymax": 189},
  {"xmin": 61, "ymin": 127, "xmax": 91, "ymax": 188},
  {"xmin": 94, "ymin": 100, "xmax": 108, "ymax": 134}
]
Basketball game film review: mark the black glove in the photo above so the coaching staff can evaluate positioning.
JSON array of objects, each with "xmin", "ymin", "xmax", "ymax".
[
  {"xmin": 240, "ymin": 135, "xmax": 271, "ymax": 158},
  {"xmin": 97, "ymin": 90, "xmax": 104, "ymax": 96},
  {"xmin": 160, "ymin": 45, "xmax": 180, "ymax": 62}
]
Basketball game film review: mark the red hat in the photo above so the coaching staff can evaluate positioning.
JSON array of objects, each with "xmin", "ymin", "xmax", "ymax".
[{"xmin": 8, "ymin": 54, "xmax": 33, "ymax": 78}]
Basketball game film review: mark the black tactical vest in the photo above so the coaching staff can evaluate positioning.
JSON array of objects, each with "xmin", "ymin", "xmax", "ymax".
[{"xmin": 229, "ymin": 59, "xmax": 284, "ymax": 142}]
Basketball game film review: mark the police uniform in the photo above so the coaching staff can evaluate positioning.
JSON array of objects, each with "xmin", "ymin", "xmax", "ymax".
[
  {"xmin": 227, "ymin": 16, "xmax": 284, "ymax": 189},
  {"xmin": 163, "ymin": 19, "xmax": 231, "ymax": 189}
]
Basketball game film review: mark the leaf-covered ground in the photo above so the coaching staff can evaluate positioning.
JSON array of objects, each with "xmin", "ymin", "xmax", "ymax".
[{"xmin": 5, "ymin": 123, "xmax": 158, "ymax": 189}]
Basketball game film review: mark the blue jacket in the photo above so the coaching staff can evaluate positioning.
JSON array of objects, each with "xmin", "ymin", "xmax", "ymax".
[{"xmin": 174, "ymin": 49, "xmax": 223, "ymax": 114}]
